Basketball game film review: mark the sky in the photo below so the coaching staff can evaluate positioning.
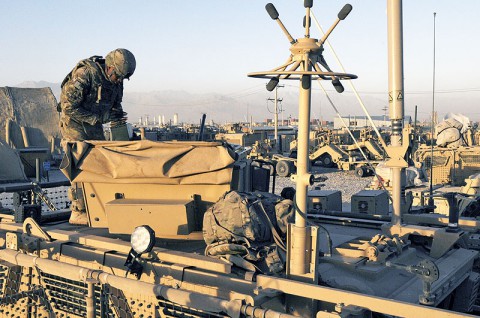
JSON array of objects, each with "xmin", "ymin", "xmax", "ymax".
[{"xmin": 1, "ymin": 0, "xmax": 479, "ymax": 122}]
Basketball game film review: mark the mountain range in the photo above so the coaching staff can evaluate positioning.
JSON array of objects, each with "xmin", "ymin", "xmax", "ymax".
[{"xmin": 14, "ymin": 80, "xmax": 457, "ymax": 124}]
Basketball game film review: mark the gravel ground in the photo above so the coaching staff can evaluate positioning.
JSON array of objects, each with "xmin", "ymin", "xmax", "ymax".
[{"xmin": 273, "ymin": 165, "xmax": 374, "ymax": 209}]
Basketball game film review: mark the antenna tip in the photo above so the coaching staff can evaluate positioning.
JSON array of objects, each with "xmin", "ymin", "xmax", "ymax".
[
  {"xmin": 266, "ymin": 77, "xmax": 279, "ymax": 91},
  {"xmin": 266, "ymin": 3, "xmax": 279, "ymax": 20},
  {"xmin": 338, "ymin": 4, "xmax": 353, "ymax": 20}
]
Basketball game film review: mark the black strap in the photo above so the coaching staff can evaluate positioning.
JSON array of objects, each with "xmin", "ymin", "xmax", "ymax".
[{"xmin": 256, "ymin": 200, "xmax": 287, "ymax": 252}]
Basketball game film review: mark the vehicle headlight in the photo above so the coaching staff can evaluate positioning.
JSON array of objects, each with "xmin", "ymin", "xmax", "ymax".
[{"xmin": 130, "ymin": 225, "xmax": 156, "ymax": 254}]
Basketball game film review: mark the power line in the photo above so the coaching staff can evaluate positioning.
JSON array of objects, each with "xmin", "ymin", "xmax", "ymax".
[
  {"xmin": 283, "ymin": 83, "xmax": 480, "ymax": 94},
  {"xmin": 122, "ymin": 82, "xmax": 479, "ymax": 108}
]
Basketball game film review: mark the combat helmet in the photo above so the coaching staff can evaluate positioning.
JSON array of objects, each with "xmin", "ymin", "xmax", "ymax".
[{"xmin": 105, "ymin": 48, "xmax": 136, "ymax": 80}]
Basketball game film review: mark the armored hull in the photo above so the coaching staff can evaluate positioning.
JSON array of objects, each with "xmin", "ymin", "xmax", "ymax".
[{"xmin": 0, "ymin": 140, "xmax": 479, "ymax": 317}]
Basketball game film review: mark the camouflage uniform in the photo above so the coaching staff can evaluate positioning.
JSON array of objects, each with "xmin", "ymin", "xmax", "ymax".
[
  {"xmin": 59, "ymin": 55, "xmax": 128, "ymax": 226},
  {"xmin": 59, "ymin": 56, "xmax": 125, "ymax": 141}
]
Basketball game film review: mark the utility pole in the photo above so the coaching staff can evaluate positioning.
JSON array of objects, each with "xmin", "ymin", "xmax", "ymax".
[
  {"xmin": 267, "ymin": 84, "xmax": 284, "ymax": 152},
  {"xmin": 382, "ymin": 105, "xmax": 388, "ymax": 127}
]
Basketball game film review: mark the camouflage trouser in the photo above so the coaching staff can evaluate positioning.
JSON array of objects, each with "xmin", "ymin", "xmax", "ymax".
[
  {"xmin": 60, "ymin": 118, "xmax": 105, "ymax": 141},
  {"xmin": 68, "ymin": 182, "xmax": 86, "ymax": 214},
  {"xmin": 60, "ymin": 117, "xmax": 102, "ymax": 222},
  {"xmin": 68, "ymin": 182, "xmax": 88, "ymax": 225}
]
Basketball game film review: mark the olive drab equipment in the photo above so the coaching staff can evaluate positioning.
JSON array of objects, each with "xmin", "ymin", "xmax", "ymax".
[{"xmin": 203, "ymin": 191, "xmax": 294, "ymax": 275}]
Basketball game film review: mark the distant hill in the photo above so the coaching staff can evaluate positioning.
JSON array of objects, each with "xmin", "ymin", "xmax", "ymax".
[
  {"xmin": 122, "ymin": 89, "xmax": 278, "ymax": 124},
  {"xmin": 121, "ymin": 88, "xmax": 388, "ymax": 124},
  {"xmin": 12, "ymin": 81, "xmax": 391, "ymax": 123},
  {"xmin": 16, "ymin": 81, "xmax": 61, "ymax": 98}
]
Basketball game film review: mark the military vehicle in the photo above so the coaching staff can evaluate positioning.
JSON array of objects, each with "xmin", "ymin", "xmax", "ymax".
[
  {"xmin": 247, "ymin": 123, "xmax": 387, "ymax": 178},
  {"xmin": 408, "ymin": 118, "xmax": 480, "ymax": 217},
  {"xmin": 260, "ymin": 126, "xmax": 387, "ymax": 178},
  {"xmin": 414, "ymin": 133, "xmax": 480, "ymax": 187},
  {"xmin": 1, "ymin": 1, "xmax": 480, "ymax": 318},
  {"xmin": 248, "ymin": 134, "xmax": 384, "ymax": 178},
  {"xmin": 257, "ymin": 135, "xmax": 384, "ymax": 178}
]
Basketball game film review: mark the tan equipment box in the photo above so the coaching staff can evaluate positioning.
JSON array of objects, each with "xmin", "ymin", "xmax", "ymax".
[
  {"xmin": 105, "ymin": 199, "xmax": 196, "ymax": 236},
  {"xmin": 307, "ymin": 190, "xmax": 342, "ymax": 213},
  {"xmin": 351, "ymin": 190, "xmax": 389, "ymax": 215}
]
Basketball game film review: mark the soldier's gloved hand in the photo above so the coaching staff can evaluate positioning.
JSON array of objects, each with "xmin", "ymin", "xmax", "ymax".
[
  {"xmin": 87, "ymin": 114, "xmax": 101, "ymax": 126},
  {"xmin": 109, "ymin": 109, "xmax": 125, "ymax": 120},
  {"xmin": 109, "ymin": 109, "xmax": 128, "ymax": 127}
]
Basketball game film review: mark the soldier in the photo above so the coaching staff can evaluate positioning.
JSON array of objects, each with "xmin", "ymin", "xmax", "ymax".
[
  {"xmin": 59, "ymin": 48, "xmax": 136, "ymax": 140},
  {"xmin": 59, "ymin": 48, "xmax": 136, "ymax": 225}
]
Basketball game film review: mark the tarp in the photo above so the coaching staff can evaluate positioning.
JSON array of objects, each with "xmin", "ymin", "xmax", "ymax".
[
  {"xmin": 0, "ymin": 138, "xmax": 28, "ymax": 182},
  {"xmin": 444, "ymin": 113, "xmax": 470, "ymax": 133},
  {"xmin": 60, "ymin": 140, "xmax": 236, "ymax": 185},
  {"xmin": 435, "ymin": 118, "xmax": 463, "ymax": 147},
  {"xmin": 375, "ymin": 162, "xmax": 426, "ymax": 188},
  {"xmin": 435, "ymin": 113, "xmax": 473, "ymax": 147},
  {"xmin": 0, "ymin": 86, "xmax": 60, "ymax": 149}
]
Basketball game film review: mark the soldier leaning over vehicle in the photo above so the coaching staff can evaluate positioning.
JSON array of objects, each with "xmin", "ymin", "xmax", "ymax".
[{"xmin": 59, "ymin": 48, "xmax": 136, "ymax": 225}]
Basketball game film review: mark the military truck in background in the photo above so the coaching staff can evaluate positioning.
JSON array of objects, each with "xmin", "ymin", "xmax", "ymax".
[
  {"xmin": 407, "ymin": 115, "xmax": 480, "ymax": 218},
  {"xmin": 415, "ymin": 145, "xmax": 480, "ymax": 186},
  {"xmin": 252, "ymin": 127, "xmax": 386, "ymax": 177},
  {"xmin": 413, "ymin": 114, "xmax": 480, "ymax": 186}
]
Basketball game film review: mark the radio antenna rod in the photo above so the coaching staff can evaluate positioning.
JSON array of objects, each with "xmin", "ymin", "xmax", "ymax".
[{"xmin": 428, "ymin": 12, "xmax": 437, "ymax": 211}]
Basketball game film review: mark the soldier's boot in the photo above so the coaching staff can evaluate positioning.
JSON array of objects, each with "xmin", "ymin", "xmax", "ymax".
[
  {"xmin": 68, "ymin": 184, "xmax": 88, "ymax": 226},
  {"xmin": 69, "ymin": 209, "xmax": 88, "ymax": 225}
]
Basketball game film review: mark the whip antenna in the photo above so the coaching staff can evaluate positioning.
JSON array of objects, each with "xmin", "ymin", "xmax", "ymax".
[{"xmin": 428, "ymin": 12, "xmax": 437, "ymax": 212}]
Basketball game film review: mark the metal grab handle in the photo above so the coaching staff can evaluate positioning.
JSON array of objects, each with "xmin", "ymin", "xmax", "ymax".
[
  {"xmin": 386, "ymin": 259, "xmax": 440, "ymax": 305},
  {"xmin": 424, "ymin": 192, "xmax": 461, "ymax": 231}
]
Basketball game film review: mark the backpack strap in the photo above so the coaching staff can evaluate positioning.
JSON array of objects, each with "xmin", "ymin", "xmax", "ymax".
[
  {"xmin": 224, "ymin": 255, "xmax": 259, "ymax": 273},
  {"xmin": 60, "ymin": 56, "xmax": 104, "ymax": 89},
  {"xmin": 256, "ymin": 200, "xmax": 287, "ymax": 252}
]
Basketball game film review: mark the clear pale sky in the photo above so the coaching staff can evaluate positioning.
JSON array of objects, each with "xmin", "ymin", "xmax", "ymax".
[{"xmin": 1, "ymin": 1, "xmax": 479, "ymax": 120}]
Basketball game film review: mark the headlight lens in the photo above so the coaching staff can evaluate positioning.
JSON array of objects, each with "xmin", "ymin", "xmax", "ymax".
[{"xmin": 130, "ymin": 225, "xmax": 156, "ymax": 254}]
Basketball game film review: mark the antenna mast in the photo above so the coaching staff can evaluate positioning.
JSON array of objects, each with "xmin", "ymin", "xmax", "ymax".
[
  {"xmin": 249, "ymin": 0, "xmax": 355, "ymax": 278},
  {"xmin": 386, "ymin": 0, "xmax": 407, "ymax": 226},
  {"xmin": 428, "ymin": 12, "xmax": 437, "ymax": 210}
]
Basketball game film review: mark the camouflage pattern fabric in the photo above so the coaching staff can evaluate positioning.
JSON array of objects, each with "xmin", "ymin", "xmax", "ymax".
[
  {"xmin": 203, "ymin": 191, "xmax": 277, "ymax": 245},
  {"xmin": 203, "ymin": 191, "xmax": 293, "ymax": 275},
  {"xmin": 59, "ymin": 56, "xmax": 125, "ymax": 141}
]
